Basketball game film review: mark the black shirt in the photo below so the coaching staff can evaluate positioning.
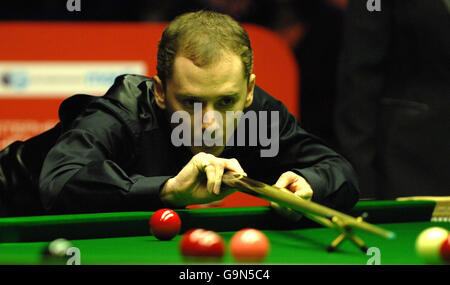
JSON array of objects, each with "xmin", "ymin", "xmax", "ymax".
[{"xmin": 39, "ymin": 74, "xmax": 359, "ymax": 214}]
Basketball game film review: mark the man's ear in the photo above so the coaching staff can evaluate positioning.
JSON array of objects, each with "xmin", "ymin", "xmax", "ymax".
[
  {"xmin": 245, "ymin": 74, "xmax": 256, "ymax": 108},
  {"xmin": 153, "ymin": 75, "xmax": 166, "ymax": 109}
]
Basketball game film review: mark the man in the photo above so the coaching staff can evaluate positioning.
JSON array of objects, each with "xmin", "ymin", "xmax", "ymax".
[{"xmin": 1, "ymin": 10, "xmax": 359, "ymax": 216}]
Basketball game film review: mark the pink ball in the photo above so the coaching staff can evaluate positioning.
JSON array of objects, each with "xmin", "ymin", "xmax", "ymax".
[{"xmin": 230, "ymin": 228, "xmax": 270, "ymax": 262}]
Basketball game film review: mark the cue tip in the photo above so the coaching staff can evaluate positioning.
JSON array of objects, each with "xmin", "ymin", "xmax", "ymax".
[{"xmin": 387, "ymin": 231, "xmax": 396, "ymax": 240}]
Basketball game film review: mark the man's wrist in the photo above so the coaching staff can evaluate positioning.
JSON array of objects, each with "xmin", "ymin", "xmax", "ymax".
[
  {"xmin": 160, "ymin": 177, "xmax": 173, "ymax": 203},
  {"xmin": 160, "ymin": 177, "xmax": 185, "ymax": 208}
]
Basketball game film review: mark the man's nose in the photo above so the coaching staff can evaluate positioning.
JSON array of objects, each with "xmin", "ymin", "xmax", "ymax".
[{"xmin": 202, "ymin": 105, "xmax": 221, "ymax": 130}]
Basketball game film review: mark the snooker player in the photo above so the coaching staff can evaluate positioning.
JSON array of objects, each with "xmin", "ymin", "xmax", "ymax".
[{"xmin": 0, "ymin": 11, "xmax": 359, "ymax": 216}]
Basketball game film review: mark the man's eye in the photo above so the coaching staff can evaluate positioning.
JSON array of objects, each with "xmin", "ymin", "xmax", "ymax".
[
  {"xmin": 182, "ymin": 99, "xmax": 197, "ymax": 107},
  {"xmin": 218, "ymin": 98, "xmax": 235, "ymax": 107}
]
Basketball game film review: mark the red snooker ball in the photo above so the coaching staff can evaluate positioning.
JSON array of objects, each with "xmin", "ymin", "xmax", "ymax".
[
  {"xmin": 440, "ymin": 234, "xmax": 450, "ymax": 264},
  {"xmin": 230, "ymin": 228, "xmax": 270, "ymax": 262},
  {"xmin": 149, "ymin": 209, "xmax": 181, "ymax": 241},
  {"xmin": 179, "ymin": 228, "xmax": 225, "ymax": 258}
]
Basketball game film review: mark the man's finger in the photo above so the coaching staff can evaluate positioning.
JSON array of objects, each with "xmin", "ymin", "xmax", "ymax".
[
  {"xmin": 193, "ymin": 153, "xmax": 212, "ymax": 172},
  {"xmin": 274, "ymin": 171, "xmax": 297, "ymax": 189},
  {"xmin": 289, "ymin": 176, "xmax": 313, "ymax": 200},
  {"xmin": 204, "ymin": 164, "xmax": 216, "ymax": 194},
  {"xmin": 294, "ymin": 187, "xmax": 313, "ymax": 200},
  {"xmin": 223, "ymin": 158, "xmax": 246, "ymax": 176},
  {"xmin": 193, "ymin": 154, "xmax": 217, "ymax": 194},
  {"xmin": 289, "ymin": 179, "xmax": 312, "ymax": 195},
  {"xmin": 214, "ymin": 163, "xmax": 224, "ymax": 195}
]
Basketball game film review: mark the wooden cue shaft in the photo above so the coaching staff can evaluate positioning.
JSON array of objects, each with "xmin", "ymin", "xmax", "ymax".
[{"xmin": 222, "ymin": 172, "xmax": 395, "ymax": 240}]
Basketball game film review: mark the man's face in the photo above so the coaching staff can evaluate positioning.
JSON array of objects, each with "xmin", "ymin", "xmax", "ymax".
[{"xmin": 155, "ymin": 52, "xmax": 255, "ymax": 156}]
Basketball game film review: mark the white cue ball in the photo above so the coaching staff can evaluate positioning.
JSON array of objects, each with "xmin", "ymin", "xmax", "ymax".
[
  {"xmin": 48, "ymin": 238, "xmax": 72, "ymax": 257},
  {"xmin": 415, "ymin": 227, "xmax": 449, "ymax": 264}
]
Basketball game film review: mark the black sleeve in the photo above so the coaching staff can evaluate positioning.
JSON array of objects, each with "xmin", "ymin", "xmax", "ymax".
[
  {"xmin": 273, "ymin": 99, "xmax": 360, "ymax": 211},
  {"xmin": 39, "ymin": 104, "xmax": 171, "ymax": 214},
  {"xmin": 334, "ymin": 0, "xmax": 392, "ymax": 199}
]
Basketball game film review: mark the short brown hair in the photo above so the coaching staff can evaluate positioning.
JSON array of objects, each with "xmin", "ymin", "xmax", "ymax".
[{"xmin": 156, "ymin": 10, "xmax": 253, "ymax": 89}]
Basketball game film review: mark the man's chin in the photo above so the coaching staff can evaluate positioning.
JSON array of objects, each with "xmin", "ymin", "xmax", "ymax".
[{"xmin": 190, "ymin": 145, "xmax": 225, "ymax": 157}]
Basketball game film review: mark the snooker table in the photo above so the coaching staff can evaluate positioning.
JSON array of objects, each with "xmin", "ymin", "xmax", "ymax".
[{"xmin": 0, "ymin": 200, "xmax": 449, "ymax": 266}]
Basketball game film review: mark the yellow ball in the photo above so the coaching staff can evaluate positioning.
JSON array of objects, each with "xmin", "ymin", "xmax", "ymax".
[{"xmin": 415, "ymin": 227, "xmax": 449, "ymax": 264}]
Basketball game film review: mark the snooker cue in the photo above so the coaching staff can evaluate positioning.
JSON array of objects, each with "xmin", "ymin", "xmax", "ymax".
[
  {"xmin": 274, "ymin": 191, "xmax": 370, "ymax": 252},
  {"xmin": 222, "ymin": 171, "xmax": 395, "ymax": 240}
]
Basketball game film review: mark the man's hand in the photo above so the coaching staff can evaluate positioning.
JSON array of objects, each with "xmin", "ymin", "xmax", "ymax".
[
  {"xmin": 270, "ymin": 171, "xmax": 313, "ymax": 222},
  {"xmin": 160, "ymin": 152, "xmax": 246, "ymax": 207}
]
